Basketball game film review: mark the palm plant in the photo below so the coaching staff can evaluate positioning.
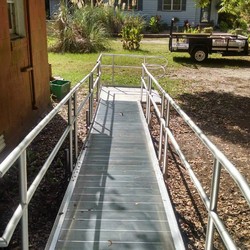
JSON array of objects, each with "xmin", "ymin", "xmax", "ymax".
[
  {"xmin": 73, "ymin": 7, "xmax": 110, "ymax": 52},
  {"xmin": 52, "ymin": 3, "xmax": 110, "ymax": 53},
  {"xmin": 120, "ymin": 14, "xmax": 145, "ymax": 50}
]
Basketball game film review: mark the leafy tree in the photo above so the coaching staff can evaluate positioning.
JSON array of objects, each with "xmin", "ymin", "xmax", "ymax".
[
  {"xmin": 194, "ymin": 0, "xmax": 250, "ymax": 29},
  {"xmin": 219, "ymin": 0, "xmax": 250, "ymax": 24},
  {"xmin": 193, "ymin": 0, "xmax": 210, "ymax": 7}
]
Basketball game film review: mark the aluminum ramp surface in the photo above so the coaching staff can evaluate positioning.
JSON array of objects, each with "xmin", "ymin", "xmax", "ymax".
[{"xmin": 46, "ymin": 87, "xmax": 184, "ymax": 250}]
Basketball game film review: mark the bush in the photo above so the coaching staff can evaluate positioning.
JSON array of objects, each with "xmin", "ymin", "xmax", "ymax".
[
  {"xmin": 120, "ymin": 15, "xmax": 145, "ymax": 50},
  {"xmin": 219, "ymin": 21, "xmax": 229, "ymax": 32},
  {"xmin": 184, "ymin": 27, "xmax": 200, "ymax": 34},
  {"xmin": 218, "ymin": 12, "xmax": 235, "ymax": 30},
  {"xmin": 103, "ymin": 7, "xmax": 125, "ymax": 34},
  {"xmin": 149, "ymin": 15, "xmax": 161, "ymax": 34},
  {"xmin": 52, "ymin": 4, "xmax": 112, "ymax": 53},
  {"xmin": 235, "ymin": 19, "xmax": 248, "ymax": 31}
]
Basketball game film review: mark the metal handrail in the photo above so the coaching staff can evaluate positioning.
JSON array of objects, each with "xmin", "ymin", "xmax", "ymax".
[
  {"xmin": 0, "ymin": 53, "xmax": 168, "ymax": 249},
  {"xmin": 100, "ymin": 53, "xmax": 168, "ymax": 84},
  {"xmin": 141, "ymin": 63, "xmax": 250, "ymax": 250},
  {"xmin": 0, "ymin": 59, "xmax": 102, "ymax": 248},
  {"xmin": 1, "ymin": 53, "xmax": 249, "ymax": 250}
]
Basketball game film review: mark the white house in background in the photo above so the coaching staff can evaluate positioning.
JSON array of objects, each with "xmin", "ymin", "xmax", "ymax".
[
  {"xmin": 46, "ymin": 0, "xmax": 220, "ymax": 27},
  {"xmin": 46, "ymin": 0, "xmax": 61, "ymax": 17},
  {"xmin": 141, "ymin": 0, "xmax": 220, "ymax": 26}
]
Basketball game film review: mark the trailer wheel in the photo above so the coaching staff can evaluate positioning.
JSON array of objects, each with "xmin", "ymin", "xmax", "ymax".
[{"xmin": 191, "ymin": 48, "xmax": 208, "ymax": 62}]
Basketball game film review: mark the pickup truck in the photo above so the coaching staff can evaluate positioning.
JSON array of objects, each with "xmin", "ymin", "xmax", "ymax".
[{"xmin": 169, "ymin": 20, "xmax": 250, "ymax": 62}]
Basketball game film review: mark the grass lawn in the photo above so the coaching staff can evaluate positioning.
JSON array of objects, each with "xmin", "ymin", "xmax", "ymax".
[
  {"xmin": 48, "ymin": 37, "xmax": 249, "ymax": 97},
  {"xmin": 48, "ymin": 37, "xmax": 191, "ymax": 96}
]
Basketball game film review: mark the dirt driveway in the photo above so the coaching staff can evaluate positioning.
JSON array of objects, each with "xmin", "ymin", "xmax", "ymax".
[
  {"xmin": 168, "ymin": 64, "xmax": 250, "ymax": 96},
  {"xmin": 165, "ymin": 57, "xmax": 250, "ymax": 173},
  {"xmin": 158, "ymin": 56, "xmax": 250, "ymax": 249}
]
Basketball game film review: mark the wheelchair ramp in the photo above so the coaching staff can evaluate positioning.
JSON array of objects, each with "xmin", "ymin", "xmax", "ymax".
[{"xmin": 46, "ymin": 87, "xmax": 184, "ymax": 250}]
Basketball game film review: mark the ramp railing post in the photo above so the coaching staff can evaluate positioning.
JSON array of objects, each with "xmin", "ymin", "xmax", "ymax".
[
  {"xmin": 68, "ymin": 96, "xmax": 73, "ymax": 172},
  {"xmin": 158, "ymin": 94, "xmax": 165, "ymax": 162},
  {"xmin": 19, "ymin": 150, "xmax": 29, "ymax": 250},
  {"xmin": 162, "ymin": 99, "xmax": 170, "ymax": 179},
  {"xmin": 145, "ymin": 75, "xmax": 149, "ymax": 122},
  {"xmin": 205, "ymin": 159, "xmax": 222, "ymax": 250},
  {"xmin": 96, "ymin": 63, "xmax": 101, "ymax": 101},
  {"xmin": 73, "ymin": 91, "xmax": 78, "ymax": 160},
  {"xmin": 112, "ymin": 54, "xmax": 114, "ymax": 85},
  {"xmin": 147, "ymin": 77, "xmax": 152, "ymax": 125},
  {"xmin": 140, "ymin": 65, "xmax": 145, "ymax": 102},
  {"xmin": 89, "ymin": 72, "xmax": 94, "ymax": 124},
  {"xmin": 86, "ymin": 110, "xmax": 90, "ymax": 130}
]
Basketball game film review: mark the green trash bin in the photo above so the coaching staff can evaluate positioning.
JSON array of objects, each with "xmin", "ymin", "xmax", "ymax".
[{"xmin": 50, "ymin": 80, "xmax": 71, "ymax": 101}]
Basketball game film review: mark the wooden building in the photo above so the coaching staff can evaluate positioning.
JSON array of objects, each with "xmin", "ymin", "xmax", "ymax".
[{"xmin": 0, "ymin": 0, "xmax": 50, "ymax": 158}]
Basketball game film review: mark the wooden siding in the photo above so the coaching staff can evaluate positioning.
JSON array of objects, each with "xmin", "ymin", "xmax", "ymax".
[{"xmin": 0, "ymin": 0, "xmax": 50, "ymax": 158}]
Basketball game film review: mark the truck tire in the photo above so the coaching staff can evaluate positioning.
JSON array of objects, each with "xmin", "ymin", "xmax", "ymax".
[{"xmin": 191, "ymin": 48, "xmax": 208, "ymax": 62}]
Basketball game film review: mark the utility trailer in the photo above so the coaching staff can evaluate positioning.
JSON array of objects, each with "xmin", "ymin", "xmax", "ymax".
[{"xmin": 169, "ymin": 20, "xmax": 250, "ymax": 62}]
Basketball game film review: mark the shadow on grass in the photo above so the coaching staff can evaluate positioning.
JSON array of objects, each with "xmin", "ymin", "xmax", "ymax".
[
  {"xmin": 173, "ymin": 56, "xmax": 250, "ymax": 68},
  {"xmin": 176, "ymin": 91, "xmax": 250, "ymax": 147}
]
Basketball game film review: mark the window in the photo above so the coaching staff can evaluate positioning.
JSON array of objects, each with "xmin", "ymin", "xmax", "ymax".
[
  {"xmin": 7, "ymin": 0, "xmax": 15, "ymax": 33},
  {"xmin": 162, "ymin": 0, "xmax": 186, "ymax": 11},
  {"xmin": 7, "ymin": 0, "xmax": 26, "ymax": 38}
]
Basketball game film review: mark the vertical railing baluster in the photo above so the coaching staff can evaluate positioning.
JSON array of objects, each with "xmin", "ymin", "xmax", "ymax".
[
  {"xmin": 158, "ymin": 94, "xmax": 165, "ymax": 162},
  {"xmin": 89, "ymin": 72, "xmax": 94, "ymax": 124},
  {"xmin": 162, "ymin": 99, "xmax": 170, "ymax": 179},
  {"xmin": 96, "ymin": 63, "xmax": 100, "ymax": 102},
  {"xmin": 86, "ymin": 110, "xmax": 90, "ymax": 130},
  {"xmin": 140, "ymin": 65, "xmax": 145, "ymax": 103},
  {"xmin": 205, "ymin": 159, "xmax": 222, "ymax": 250},
  {"xmin": 99, "ymin": 61, "xmax": 102, "ymax": 99},
  {"xmin": 112, "ymin": 55, "xmax": 114, "ymax": 85},
  {"xmin": 145, "ymin": 74, "xmax": 149, "ymax": 122},
  {"xmin": 19, "ymin": 151, "xmax": 29, "ymax": 250},
  {"xmin": 68, "ymin": 96, "xmax": 73, "ymax": 172},
  {"xmin": 147, "ymin": 77, "xmax": 152, "ymax": 125},
  {"xmin": 74, "ymin": 91, "xmax": 78, "ymax": 160}
]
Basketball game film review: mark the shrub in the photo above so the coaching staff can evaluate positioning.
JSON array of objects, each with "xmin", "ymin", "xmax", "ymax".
[
  {"xmin": 149, "ymin": 15, "xmax": 161, "ymax": 34},
  {"xmin": 52, "ymin": 4, "xmax": 111, "ymax": 53},
  {"xmin": 219, "ymin": 20, "xmax": 229, "ymax": 32},
  {"xmin": 104, "ymin": 7, "xmax": 125, "ymax": 34},
  {"xmin": 218, "ymin": 12, "xmax": 235, "ymax": 30},
  {"xmin": 120, "ymin": 15, "xmax": 145, "ymax": 50},
  {"xmin": 235, "ymin": 19, "xmax": 248, "ymax": 31},
  {"xmin": 73, "ymin": 8, "xmax": 110, "ymax": 52},
  {"xmin": 184, "ymin": 27, "xmax": 200, "ymax": 34}
]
